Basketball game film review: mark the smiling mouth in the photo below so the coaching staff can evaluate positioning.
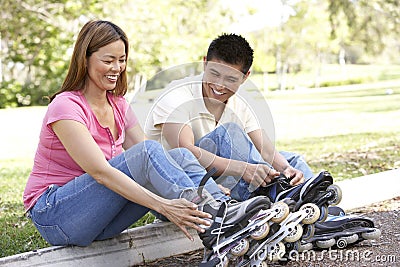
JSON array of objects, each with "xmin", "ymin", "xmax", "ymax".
[
  {"xmin": 106, "ymin": 75, "xmax": 118, "ymax": 82},
  {"xmin": 212, "ymin": 87, "xmax": 225, "ymax": 96}
]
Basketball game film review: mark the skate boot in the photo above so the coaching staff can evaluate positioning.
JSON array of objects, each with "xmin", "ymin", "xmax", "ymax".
[
  {"xmin": 300, "ymin": 206, "xmax": 381, "ymax": 250},
  {"xmin": 252, "ymin": 170, "xmax": 342, "ymax": 222},
  {"xmin": 191, "ymin": 192, "xmax": 271, "ymax": 267},
  {"xmin": 181, "ymin": 168, "xmax": 270, "ymax": 251}
]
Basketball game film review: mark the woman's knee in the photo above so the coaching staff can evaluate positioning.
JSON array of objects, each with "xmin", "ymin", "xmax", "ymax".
[
  {"xmin": 141, "ymin": 139, "xmax": 162, "ymax": 151},
  {"xmin": 126, "ymin": 140, "xmax": 163, "ymax": 156}
]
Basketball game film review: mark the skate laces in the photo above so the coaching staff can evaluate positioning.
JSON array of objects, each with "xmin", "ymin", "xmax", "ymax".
[
  {"xmin": 197, "ymin": 168, "xmax": 232, "ymax": 257},
  {"xmin": 215, "ymin": 201, "xmax": 229, "ymax": 258},
  {"xmin": 275, "ymin": 174, "xmax": 293, "ymax": 189},
  {"xmin": 262, "ymin": 173, "xmax": 291, "ymax": 188}
]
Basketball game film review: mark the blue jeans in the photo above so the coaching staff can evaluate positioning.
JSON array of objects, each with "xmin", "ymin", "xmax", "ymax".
[
  {"xmin": 29, "ymin": 140, "xmax": 227, "ymax": 246},
  {"xmin": 195, "ymin": 123, "xmax": 314, "ymax": 201}
]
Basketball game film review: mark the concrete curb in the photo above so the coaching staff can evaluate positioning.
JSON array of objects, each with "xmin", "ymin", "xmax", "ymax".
[
  {"xmin": 0, "ymin": 222, "xmax": 203, "ymax": 267},
  {"xmin": 1, "ymin": 169, "xmax": 398, "ymax": 266},
  {"xmin": 335, "ymin": 169, "xmax": 399, "ymax": 211}
]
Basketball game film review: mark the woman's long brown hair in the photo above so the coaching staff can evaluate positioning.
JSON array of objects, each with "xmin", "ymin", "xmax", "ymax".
[{"xmin": 50, "ymin": 20, "xmax": 129, "ymax": 102}]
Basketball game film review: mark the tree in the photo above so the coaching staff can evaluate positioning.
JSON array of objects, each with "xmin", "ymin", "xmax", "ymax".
[
  {"xmin": 244, "ymin": 0, "xmax": 337, "ymax": 90},
  {"xmin": 0, "ymin": 0, "xmax": 104, "ymax": 107},
  {"xmin": 1, "ymin": 0, "xmax": 399, "ymax": 107},
  {"xmin": 0, "ymin": 0, "xmax": 232, "ymax": 107},
  {"xmin": 328, "ymin": 0, "xmax": 400, "ymax": 57},
  {"xmin": 108, "ymin": 0, "xmax": 233, "ymax": 92}
]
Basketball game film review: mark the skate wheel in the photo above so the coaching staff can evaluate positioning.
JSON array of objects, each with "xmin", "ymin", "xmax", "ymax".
[
  {"xmin": 284, "ymin": 224, "xmax": 303, "ymax": 243},
  {"xmin": 361, "ymin": 228, "xmax": 381, "ymax": 240},
  {"xmin": 302, "ymin": 224, "xmax": 315, "ymax": 241},
  {"xmin": 318, "ymin": 205, "xmax": 329, "ymax": 222},
  {"xmin": 327, "ymin": 184, "xmax": 342, "ymax": 206},
  {"xmin": 267, "ymin": 242, "xmax": 286, "ymax": 262},
  {"xmin": 298, "ymin": 242, "xmax": 313, "ymax": 252},
  {"xmin": 299, "ymin": 203, "xmax": 320, "ymax": 224},
  {"xmin": 316, "ymin": 238, "xmax": 335, "ymax": 249},
  {"xmin": 251, "ymin": 223, "xmax": 270, "ymax": 240},
  {"xmin": 230, "ymin": 238, "xmax": 250, "ymax": 256},
  {"xmin": 271, "ymin": 202, "xmax": 290, "ymax": 223},
  {"xmin": 342, "ymin": 234, "xmax": 359, "ymax": 244}
]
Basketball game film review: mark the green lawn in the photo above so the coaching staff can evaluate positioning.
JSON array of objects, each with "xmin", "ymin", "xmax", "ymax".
[{"xmin": 0, "ymin": 81, "xmax": 399, "ymax": 258}]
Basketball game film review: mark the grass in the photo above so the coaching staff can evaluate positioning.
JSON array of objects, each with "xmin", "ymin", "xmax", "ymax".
[
  {"xmin": 0, "ymin": 160, "xmax": 47, "ymax": 257},
  {"xmin": 278, "ymin": 132, "xmax": 399, "ymax": 181},
  {"xmin": 1, "ymin": 79, "xmax": 399, "ymax": 258}
]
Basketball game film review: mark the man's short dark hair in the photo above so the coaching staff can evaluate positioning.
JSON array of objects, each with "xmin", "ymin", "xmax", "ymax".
[{"xmin": 206, "ymin": 33, "xmax": 254, "ymax": 74}]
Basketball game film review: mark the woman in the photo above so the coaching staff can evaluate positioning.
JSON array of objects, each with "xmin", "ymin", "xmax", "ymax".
[
  {"xmin": 23, "ymin": 20, "xmax": 216, "ymax": 246},
  {"xmin": 23, "ymin": 20, "xmax": 267, "ymax": 248}
]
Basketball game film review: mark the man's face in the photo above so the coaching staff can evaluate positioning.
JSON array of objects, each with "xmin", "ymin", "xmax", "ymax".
[{"xmin": 202, "ymin": 58, "xmax": 249, "ymax": 103}]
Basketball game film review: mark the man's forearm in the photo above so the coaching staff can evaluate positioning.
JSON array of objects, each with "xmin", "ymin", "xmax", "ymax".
[
  {"xmin": 248, "ymin": 129, "xmax": 289, "ymax": 172},
  {"xmin": 184, "ymin": 144, "xmax": 247, "ymax": 177}
]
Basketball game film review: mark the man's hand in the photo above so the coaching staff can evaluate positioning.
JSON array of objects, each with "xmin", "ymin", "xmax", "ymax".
[
  {"xmin": 217, "ymin": 184, "xmax": 231, "ymax": 196},
  {"xmin": 282, "ymin": 166, "xmax": 305, "ymax": 185},
  {"xmin": 243, "ymin": 163, "xmax": 280, "ymax": 188}
]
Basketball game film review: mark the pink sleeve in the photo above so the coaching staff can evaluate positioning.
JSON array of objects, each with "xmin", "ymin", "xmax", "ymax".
[
  {"xmin": 46, "ymin": 94, "xmax": 88, "ymax": 126},
  {"xmin": 116, "ymin": 96, "xmax": 138, "ymax": 130},
  {"xmin": 124, "ymin": 104, "xmax": 138, "ymax": 129}
]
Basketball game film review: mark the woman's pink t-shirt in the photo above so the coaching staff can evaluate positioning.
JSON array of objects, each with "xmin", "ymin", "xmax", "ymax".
[{"xmin": 23, "ymin": 91, "xmax": 138, "ymax": 211}]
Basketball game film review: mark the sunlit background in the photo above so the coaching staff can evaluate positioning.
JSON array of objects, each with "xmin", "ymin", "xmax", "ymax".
[
  {"xmin": 1, "ymin": 0, "xmax": 399, "ymax": 160},
  {"xmin": 0, "ymin": 1, "xmax": 399, "ymax": 258},
  {"xmin": 1, "ymin": 0, "xmax": 399, "ymax": 108}
]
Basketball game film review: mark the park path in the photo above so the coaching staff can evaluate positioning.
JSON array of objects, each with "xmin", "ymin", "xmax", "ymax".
[{"xmin": 0, "ymin": 106, "xmax": 45, "ymax": 161}]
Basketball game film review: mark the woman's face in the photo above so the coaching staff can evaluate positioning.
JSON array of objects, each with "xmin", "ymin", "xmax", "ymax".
[{"xmin": 86, "ymin": 40, "xmax": 126, "ymax": 92}]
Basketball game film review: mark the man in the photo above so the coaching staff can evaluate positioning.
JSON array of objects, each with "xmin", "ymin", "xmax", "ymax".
[{"xmin": 145, "ymin": 33, "xmax": 313, "ymax": 201}]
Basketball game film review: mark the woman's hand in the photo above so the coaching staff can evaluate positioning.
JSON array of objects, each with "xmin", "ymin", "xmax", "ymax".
[
  {"xmin": 243, "ymin": 163, "xmax": 280, "ymax": 188},
  {"xmin": 282, "ymin": 166, "xmax": 305, "ymax": 185},
  {"xmin": 159, "ymin": 198, "xmax": 213, "ymax": 241}
]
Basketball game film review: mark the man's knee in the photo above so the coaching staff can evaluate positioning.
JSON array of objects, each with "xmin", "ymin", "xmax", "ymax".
[
  {"xmin": 168, "ymin": 147, "xmax": 196, "ymax": 161},
  {"xmin": 218, "ymin": 122, "xmax": 243, "ymax": 134}
]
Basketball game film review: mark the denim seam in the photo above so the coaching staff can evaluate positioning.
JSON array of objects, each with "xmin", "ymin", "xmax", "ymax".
[{"xmin": 52, "ymin": 179, "xmax": 99, "ymax": 208}]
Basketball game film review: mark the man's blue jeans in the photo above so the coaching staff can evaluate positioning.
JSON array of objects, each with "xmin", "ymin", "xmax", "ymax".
[
  {"xmin": 195, "ymin": 123, "xmax": 314, "ymax": 201},
  {"xmin": 29, "ymin": 140, "xmax": 226, "ymax": 246}
]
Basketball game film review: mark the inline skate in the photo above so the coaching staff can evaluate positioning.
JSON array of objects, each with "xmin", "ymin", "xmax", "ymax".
[
  {"xmin": 252, "ymin": 170, "xmax": 342, "ymax": 222},
  {"xmin": 199, "ymin": 199, "xmax": 321, "ymax": 267},
  {"xmin": 192, "ymin": 191, "xmax": 272, "ymax": 267},
  {"xmin": 300, "ymin": 206, "xmax": 381, "ymax": 250},
  {"xmin": 183, "ymin": 168, "xmax": 272, "ymax": 252}
]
